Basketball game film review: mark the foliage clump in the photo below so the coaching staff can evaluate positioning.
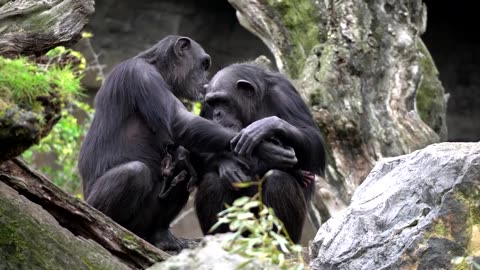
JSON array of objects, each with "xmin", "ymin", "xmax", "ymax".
[
  {"xmin": 22, "ymin": 100, "xmax": 92, "ymax": 194},
  {"xmin": 0, "ymin": 43, "xmax": 95, "ymax": 195},
  {"xmin": 212, "ymin": 179, "xmax": 307, "ymax": 270},
  {"xmin": 0, "ymin": 53, "xmax": 82, "ymax": 111}
]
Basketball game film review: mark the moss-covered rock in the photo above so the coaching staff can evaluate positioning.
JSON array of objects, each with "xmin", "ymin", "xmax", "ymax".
[
  {"xmin": 0, "ymin": 54, "xmax": 82, "ymax": 163},
  {"xmin": 0, "ymin": 181, "xmax": 129, "ymax": 270},
  {"xmin": 416, "ymin": 39, "xmax": 448, "ymax": 140}
]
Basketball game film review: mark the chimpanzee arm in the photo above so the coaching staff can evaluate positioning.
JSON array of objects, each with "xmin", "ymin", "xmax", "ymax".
[
  {"xmin": 130, "ymin": 59, "xmax": 298, "ymax": 158},
  {"xmin": 171, "ymin": 109, "xmax": 237, "ymax": 152},
  {"xmin": 119, "ymin": 58, "xmax": 235, "ymax": 153}
]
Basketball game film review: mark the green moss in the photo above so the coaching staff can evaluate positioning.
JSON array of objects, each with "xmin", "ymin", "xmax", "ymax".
[
  {"xmin": 449, "ymin": 192, "xmax": 480, "ymax": 262},
  {"xmin": 453, "ymin": 258, "xmax": 471, "ymax": 270},
  {"xmin": 0, "ymin": 209, "xmax": 28, "ymax": 264},
  {"xmin": 266, "ymin": 0, "xmax": 320, "ymax": 78},
  {"xmin": 122, "ymin": 233, "xmax": 136, "ymax": 243},
  {"xmin": 433, "ymin": 220, "xmax": 451, "ymax": 239},
  {"xmin": 81, "ymin": 257, "xmax": 97, "ymax": 270},
  {"xmin": 0, "ymin": 56, "xmax": 82, "ymax": 111},
  {"xmin": 416, "ymin": 40, "xmax": 444, "ymax": 128},
  {"xmin": 0, "ymin": 191, "xmax": 129, "ymax": 269},
  {"xmin": 463, "ymin": 194, "xmax": 480, "ymax": 257},
  {"xmin": 122, "ymin": 233, "xmax": 142, "ymax": 250}
]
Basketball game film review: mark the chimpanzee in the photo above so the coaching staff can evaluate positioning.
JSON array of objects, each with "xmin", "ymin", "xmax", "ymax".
[
  {"xmin": 194, "ymin": 63, "xmax": 326, "ymax": 243},
  {"xmin": 78, "ymin": 36, "xmax": 296, "ymax": 251}
]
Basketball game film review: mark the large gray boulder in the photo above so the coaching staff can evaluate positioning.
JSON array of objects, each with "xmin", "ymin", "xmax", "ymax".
[{"xmin": 310, "ymin": 142, "xmax": 480, "ymax": 270}]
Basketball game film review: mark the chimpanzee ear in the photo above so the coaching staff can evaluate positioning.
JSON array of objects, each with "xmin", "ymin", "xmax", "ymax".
[
  {"xmin": 236, "ymin": 80, "xmax": 255, "ymax": 97},
  {"xmin": 174, "ymin": 37, "xmax": 191, "ymax": 57}
]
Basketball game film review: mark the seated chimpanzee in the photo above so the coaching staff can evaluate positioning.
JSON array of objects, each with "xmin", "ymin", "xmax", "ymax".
[
  {"xmin": 78, "ymin": 37, "xmax": 295, "ymax": 251},
  {"xmin": 194, "ymin": 63, "xmax": 326, "ymax": 243}
]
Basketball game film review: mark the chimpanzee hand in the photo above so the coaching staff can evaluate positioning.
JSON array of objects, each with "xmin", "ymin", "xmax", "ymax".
[
  {"xmin": 231, "ymin": 116, "xmax": 283, "ymax": 156},
  {"xmin": 218, "ymin": 158, "xmax": 251, "ymax": 188},
  {"xmin": 256, "ymin": 140, "xmax": 297, "ymax": 169}
]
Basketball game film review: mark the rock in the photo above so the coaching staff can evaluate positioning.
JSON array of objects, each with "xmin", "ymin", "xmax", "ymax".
[
  {"xmin": 148, "ymin": 234, "xmax": 279, "ymax": 270},
  {"xmin": 310, "ymin": 142, "xmax": 480, "ymax": 270}
]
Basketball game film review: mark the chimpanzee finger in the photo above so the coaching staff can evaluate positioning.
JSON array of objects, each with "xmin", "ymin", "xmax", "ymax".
[
  {"xmin": 235, "ymin": 158, "xmax": 251, "ymax": 171},
  {"xmin": 303, "ymin": 171, "xmax": 315, "ymax": 180},
  {"xmin": 239, "ymin": 127, "xmax": 265, "ymax": 155},
  {"xmin": 303, "ymin": 179, "xmax": 310, "ymax": 187},
  {"xmin": 223, "ymin": 171, "xmax": 238, "ymax": 184},
  {"xmin": 283, "ymin": 145, "xmax": 295, "ymax": 153},
  {"xmin": 232, "ymin": 133, "xmax": 246, "ymax": 154},
  {"xmin": 263, "ymin": 143, "xmax": 296, "ymax": 159},
  {"xmin": 244, "ymin": 136, "xmax": 259, "ymax": 156},
  {"xmin": 230, "ymin": 135, "xmax": 240, "ymax": 151},
  {"xmin": 231, "ymin": 171, "xmax": 242, "ymax": 184},
  {"xmin": 276, "ymin": 148, "xmax": 297, "ymax": 161},
  {"xmin": 307, "ymin": 174, "xmax": 315, "ymax": 181},
  {"xmin": 304, "ymin": 176, "xmax": 314, "ymax": 184},
  {"xmin": 225, "ymin": 173, "xmax": 240, "ymax": 190},
  {"xmin": 234, "ymin": 170, "xmax": 249, "ymax": 183},
  {"xmin": 280, "ymin": 157, "xmax": 298, "ymax": 167},
  {"xmin": 235, "ymin": 134, "xmax": 253, "ymax": 155}
]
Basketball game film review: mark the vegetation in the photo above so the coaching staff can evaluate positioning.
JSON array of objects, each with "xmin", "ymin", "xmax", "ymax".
[
  {"xmin": 22, "ymin": 100, "xmax": 92, "ymax": 195},
  {"xmin": 452, "ymin": 256, "xmax": 480, "ymax": 270},
  {"xmin": 212, "ymin": 179, "xmax": 307, "ymax": 270},
  {"xmin": 23, "ymin": 45, "xmax": 92, "ymax": 195},
  {"xmin": 0, "ymin": 38, "xmax": 95, "ymax": 196},
  {"xmin": 0, "ymin": 55, "xmax": 81, "ymax": 112}
]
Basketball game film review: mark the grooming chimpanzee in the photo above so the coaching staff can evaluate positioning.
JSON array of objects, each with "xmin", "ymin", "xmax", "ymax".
[
  {"xmin": 78, "ymin": 36, "xmax": 296, "ymax": 251},
  {"xmin": 195, "ymin": 63, "xmax": 325, "ymax": 243}
]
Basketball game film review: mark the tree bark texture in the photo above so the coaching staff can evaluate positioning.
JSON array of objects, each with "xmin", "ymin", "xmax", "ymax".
[
  {"xmin": 0, "ymin": 0, "xmax": 94, "ymax": 57},
  {"xmin": 229, "ymin": 0, "xmax": 447, "ymax": 224},
  {"xmin": 0, "ymin": 158, "xmax": 170, "ymax": 269}
]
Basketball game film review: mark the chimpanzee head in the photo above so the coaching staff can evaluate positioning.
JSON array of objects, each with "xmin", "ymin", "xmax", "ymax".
[
  {"xmin": 204, "ymin": 63, "xmax": 309, "ymax": 131},
  {"xmin": 204, "ymin": 63, "xmax": 272, "ymax": 129},
  {"xmin": 137, "ymin": 35, "xmax": 211, "ymax": 101}
]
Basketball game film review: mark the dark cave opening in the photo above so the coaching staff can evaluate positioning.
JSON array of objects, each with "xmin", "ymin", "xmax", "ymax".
[{"xmin": 422, "ymin": 0, "xmax": 480, "ymax": 141}]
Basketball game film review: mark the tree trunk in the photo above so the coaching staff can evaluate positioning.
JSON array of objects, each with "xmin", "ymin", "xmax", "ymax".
[
  {"xmin": 0, "ymin": 158, "xmax": 170, "ymax": 269},
  {"xmin": 0, "ymin": 0, "xmax": 95, "ymax": 57},
  {"xmin": 228, "ymin": 0, "xmax": 447, "ymax": 225}
]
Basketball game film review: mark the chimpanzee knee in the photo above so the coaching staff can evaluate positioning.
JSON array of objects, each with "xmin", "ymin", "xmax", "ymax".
[
  {"xmin": 85, "ymin": 161, "xmax": 154, "ymax": 235},
  {"xmin": 195, "ymin": 172, "xmax": 252, "ymax": 235},
  {"xmin": 195, "ymin": 173, "xmax": 229, "ymax": 234},
  {"xmin": 262, "ymin": 170, "xmax": 307, "ymax": 243}
]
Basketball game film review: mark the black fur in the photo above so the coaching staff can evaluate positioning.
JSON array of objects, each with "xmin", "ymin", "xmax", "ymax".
[
  {"xmin": 195, "ymin": 63, "xmax": 326, "ymax": 243},
  {"xmin": 78, "ymin": 35, "xmax": 236, "ymax": 251}
]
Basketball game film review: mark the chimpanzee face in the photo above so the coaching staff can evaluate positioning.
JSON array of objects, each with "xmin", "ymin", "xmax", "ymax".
[
  {"xmin": 205, "ymin": 67, "xmax": 259, "ymax": 127},
  {"xmin": 173, "ymin": 37, "xmax": 211, "ymax": 101},
  {"xmin": 203, "ymin": 99, "xmax": 243, "ymax": 131}
]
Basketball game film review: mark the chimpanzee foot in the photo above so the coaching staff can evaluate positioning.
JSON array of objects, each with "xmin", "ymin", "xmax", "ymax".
[
  {"xmin": 152, "ymin": 229, "xmax": 189, "ymax": 252},
  {"xmin": 301, "ymin": 170, "xmax": 315, "ymax": 187}
]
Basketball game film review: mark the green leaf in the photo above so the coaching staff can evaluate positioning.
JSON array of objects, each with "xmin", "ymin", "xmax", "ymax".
[
  {"xmin": 243, "ymin": 201, "xmax": 260, "ymax": 210},
  {"xmin": 232, "ymin": 182, "xmax": 255, "ymax": 188},
  {"xmin": 233, "ymin": 196, "xmax": 250, "ymax": 207}
]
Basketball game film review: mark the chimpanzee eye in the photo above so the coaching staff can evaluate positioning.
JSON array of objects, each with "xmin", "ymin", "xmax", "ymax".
[
  {"xmin": 201, "ymin": 57, "xmax": 211, "ymax": 71},
  {"xmin": 206, "ymin": 97, "xmax": 229, "ymax": 107}
]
